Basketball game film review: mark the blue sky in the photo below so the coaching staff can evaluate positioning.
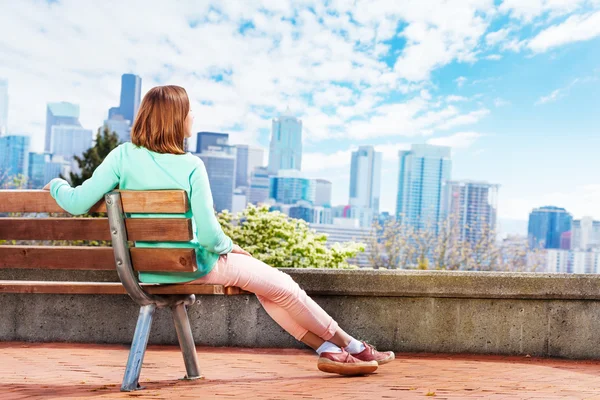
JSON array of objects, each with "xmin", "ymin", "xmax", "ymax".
[{"xmin": 1, "ymin": 0, "xmax": 599, "ymax": 229}]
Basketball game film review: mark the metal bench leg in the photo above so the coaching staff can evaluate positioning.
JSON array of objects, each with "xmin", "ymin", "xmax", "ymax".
[
  {"xmin": 121, "ymin": 304, "xmax": 156, "ymax": 392},
  {"xmin": 172, "ymin": 303, "xmax": 202, "ymax": 380}
]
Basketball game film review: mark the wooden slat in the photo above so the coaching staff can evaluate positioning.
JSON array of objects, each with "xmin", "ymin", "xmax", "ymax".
[
  {"xmin": 0, "ymin": 190, "xmax": 189, "ymax": 213},
  {"xmin": 0, "ymin": 281, "xmax": 248, "ymax": 295},
  {"xmin": 0, "ymin": 246, "xmax": 197, "ymax": 272},
  {"xmin": 0, "ymin": 218, "xmax": 193, "ymax": 241}
]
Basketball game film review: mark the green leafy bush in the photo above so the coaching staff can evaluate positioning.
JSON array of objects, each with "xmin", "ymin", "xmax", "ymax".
[{"xmin": 218, "ymin": 205, "xmax": 364, "ymax": 269}]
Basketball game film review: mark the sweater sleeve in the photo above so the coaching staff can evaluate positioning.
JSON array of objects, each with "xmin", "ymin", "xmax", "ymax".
[
  {"xmin": 189, "ymin": 159, "xmax": 233, "ymax": 254},
  {"xmin": 50, "ymin": 146, "xmax": 121, "ymax": 215}
]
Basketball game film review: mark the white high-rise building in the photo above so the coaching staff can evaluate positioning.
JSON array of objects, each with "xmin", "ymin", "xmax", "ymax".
[
  {"xmin": 349, "ymin": 146, "xmax": 382, "ymax": 213},
  {"xmin": 0, "ymin": 79, "xmax": 8, "ymax": 135},
  {"xmin": 443, "ymin": 180, "xmax": 500, "ymax": 244},
  {"xmin": 232, "ymin": 189, "xmax": 247, "ymax": 214},
  {"xmin": 315, "ymin": 179, "xmax": 332, "ymax": 207},
  {"xmin": 235, "ymin": 145, "xmax": 265, "ymax": 188},
  {"xmin": 248, "ymin": 166, "xmax": 270, "ymax": 205},
  {"xmin": 572, "ymin": 217, "xmax": 600, "ymax": 251},
  {"xmin": 50, "ymin": 125, "xmax": 93, "ymax": 164},
  {"xmin": 268, "ymin": 109, "xmax": 302, "ymax": 175},
  {"xmin": 546, "ymin": 249, "xmax": 600, "ymax": 274}
]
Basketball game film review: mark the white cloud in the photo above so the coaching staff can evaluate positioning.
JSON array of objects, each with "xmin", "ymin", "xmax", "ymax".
[
  {"xmin": 485, "ymin": 54, "xmax": 503, "ymax": 60},
  {"xmin": 436, "ymin": 108, "xmax": 490, "ymax": 130},
  {"xmin": 455, "ymin": 76, "xmax": 468, "ymax": 87},
  {"xmin": 528, "ymin": 11, "xmax": 600, "ymax": 52},
  {"xmin": 500, "ymin": 0, "xmax": 587, "ymax": 22},
  {"xmin": 0, "ymin": 0, "xmax": 502, "ymax": 152},
  {"xmin": 446, "ymin": 95, "xmax": 468, "ymax": 102},
  {"xmin": 426, "ymin": 131, "xmax": 483, "ymax": 148},
  {"xmin": 500, "ymin": 184, "xmax": 600, "ymax": 220},
  {"xmin": 536, "ymin": 89, "xmax": 562, "ymax": 104},
  {"xmin": 494, "ymin": 97, "xmax": 511, "ymax": 107},
  {"xmin": 485, "ymin": 28, "xmax": 511, "ymax": 46}
]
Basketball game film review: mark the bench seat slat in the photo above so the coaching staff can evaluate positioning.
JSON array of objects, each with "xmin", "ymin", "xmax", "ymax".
[
  {"xmin": 0, "ymin": 190, "xmax": 189, "ymax": 213},
  {"xmin": 0, "ymin": 246, "xmax": 197, "ymax": 272},
  {"xmin": 0, "ymin": 281, "xmax": 246, "ymax": 295},
  {"xmin": 0, "ymin": 218, "xmax": 193, "ymax": 241}
]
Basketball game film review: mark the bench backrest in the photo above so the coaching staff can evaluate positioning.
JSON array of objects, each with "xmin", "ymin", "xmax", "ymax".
[{"xmin": 0, "ymin": 190, "xmax": 197, "ymax": 273}]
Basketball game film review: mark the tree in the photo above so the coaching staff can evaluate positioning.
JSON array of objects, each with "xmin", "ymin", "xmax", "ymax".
[
  {"xmin": 217, "ymin": 205, "xmax": 364, "ymax": 269},
  {"xmin": 367, "ymin": 218, "xmax": 545, "ymax": 272},
  {"xmin": 65, "ymin": 125, "xmax": 120, "ymax": 186}
]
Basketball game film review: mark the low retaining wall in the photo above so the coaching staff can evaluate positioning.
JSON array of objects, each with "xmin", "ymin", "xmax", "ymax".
[{"xmin": 2, "ymin": 268, "xmax": 600, "ymax": 359}]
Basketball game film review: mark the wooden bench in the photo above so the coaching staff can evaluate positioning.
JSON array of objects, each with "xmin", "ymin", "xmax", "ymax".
[{"xmin": 0, "ymin": 189, "xmax": 244, "ymax": 391}]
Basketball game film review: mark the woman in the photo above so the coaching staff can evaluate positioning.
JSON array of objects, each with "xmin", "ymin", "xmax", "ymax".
[{"xmin": 44, "ymin": 85, "xmax": 394, "ymax": 376}]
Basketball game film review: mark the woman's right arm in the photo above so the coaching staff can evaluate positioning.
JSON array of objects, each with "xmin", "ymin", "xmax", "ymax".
[{"xmin": 189, "ymin": 160, "xmax": 233, "ymax": 254}]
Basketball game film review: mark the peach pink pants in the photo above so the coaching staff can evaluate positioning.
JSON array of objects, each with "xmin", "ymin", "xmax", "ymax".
[{"xmin": 189, "ymin": 253, "xmax": 339, "ymax": 341}]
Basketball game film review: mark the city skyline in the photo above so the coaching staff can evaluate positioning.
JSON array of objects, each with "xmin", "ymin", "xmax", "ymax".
[{"xmin": 1, "ymin": 1, "xmax": 599, "ymax": 222}]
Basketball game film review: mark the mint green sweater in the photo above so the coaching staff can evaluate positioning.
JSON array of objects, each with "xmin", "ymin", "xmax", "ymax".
[{"xmin": 50, "ymin": 142, "xmax": 233, "ymax": 283}]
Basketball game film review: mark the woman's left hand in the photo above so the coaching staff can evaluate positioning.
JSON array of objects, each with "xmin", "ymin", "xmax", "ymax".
[{"xmin": 42, "ymin": 182, "xmax": 51, "ymax": 190}]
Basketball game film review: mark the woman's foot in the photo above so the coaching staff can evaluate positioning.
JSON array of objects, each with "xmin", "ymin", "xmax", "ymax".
[
  {"xmin": 317, "ymin": 349, "xmax": 378, "ymax": 376},
  {"xmin": 350, "ymin": 342, "xmax": 395, "ymax": 365}
]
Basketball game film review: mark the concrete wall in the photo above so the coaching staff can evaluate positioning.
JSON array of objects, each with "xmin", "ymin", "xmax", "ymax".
[{"xmin": 2, "ymin": 268, "xmax": 600, "ymax": 359}]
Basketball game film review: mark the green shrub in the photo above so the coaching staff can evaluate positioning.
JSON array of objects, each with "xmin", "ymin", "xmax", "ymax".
[{"xmin": 218, "ymin": 205, "xmax": 364, "ymax": 269}]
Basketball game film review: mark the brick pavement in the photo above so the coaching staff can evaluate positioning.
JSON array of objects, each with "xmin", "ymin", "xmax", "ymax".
[{"xmin": 1, "ymin": 342, "xmax": 599, "ymax": 399}]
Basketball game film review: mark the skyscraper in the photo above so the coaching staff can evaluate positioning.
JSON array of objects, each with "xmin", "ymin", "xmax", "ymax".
[
  {"xmin": 528, "ymin": 206, "xmax": 573, "ymax": 249},
  {"xmin": 197, "ymin": 149, "xmax": 236, "ymax": 212},
  {"xmin": 50, "ymin": 125, "xmax": 93, "ymax": 163},
  {"xmin": 0, "ymin": 79, "xmax": 8, "ymax": 135},
  {"xmin": 349, "ymin": 146, "xmax": 382, "ymax": 213},
  {"xmin": 315, "ymin": 179, "xmax": 332, "ymax": 207},
  {"xmin": 248, "ymin": 166, "xmax": 270, "ymax": 205},
  {"xmin": 268, "ymin": 110, "xmax": 302, "ymax": 175},
  {"xmin": 269, "ymin": 169, "xmax": 316, "ymax": 205},
  {"xmin": 196, "ymin": 132, "xmax": 229, "ymax": 154},
  {"xmin": 28, "ymin": 152, "xmax": 47, "ymax": 188},
  {"xmin": 118, "ymin": 74, "xmax": 142, "ymax": 123},
  {"xmin": 396, "ymin": 144, "xmax": 452, "ymax": 230},
  {"xmin": 44, "ymin": 154, "xmax": 71, "ymax": 183},
  {"xmin": 107, "ymin": 74, "xmax": 141, "ymax": 127},
  {"xmin": 443, "ymin": 180, "xmax": 500, "ymax": 244},
  {"xmin": 235, "ymin": 144, "xmax": 265, "ymax": 188},
  {"xmin": 0, "ymin": 135, "xmax": 30, "ymax": 183},
  {"xmin": 104, "ymin": 115, "xmax": 131, "ymax": 143},
  {"xmin": 571, "ymin": 217, "xmax": 600, "ymax": 251},
  {"xmin": 45, "ymin": 102, "xmax": 81, "ymax": 152}
]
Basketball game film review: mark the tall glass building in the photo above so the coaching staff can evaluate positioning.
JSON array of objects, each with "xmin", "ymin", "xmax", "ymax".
[
  {"xmin": 0, "ymin": 135, "xmax": 30, "ymax": 182},
  {"xmin": 269, "ymin": 169, "xmax": 315, "ymax": 205},
  {"xmin": 45, "ymin": 102, "xmax": 80, "ymax": 152},
  {"xmin": 0, "ymin": 79, "xmax": 8, "ymax": 135},
  {"xmin": 235, "ymin": 144, "xmax": 264, "ymax": 188},
  {"xmin": 197, "ymin": 149, "xmax": 236, "ymax": 212},
  {"xmin": 50, "ymin": 125, "xmax": 93, "ymax": 163},
  {"xmin": 396, "ymin": 144, "xmax": 452, "ymax": 231},
  {"xmin": 443, "ymin": 180, "xmax": 500, "ymax": 244},
  {"xmin": 196, "ymin": 132, "xmax": 229, "ymax": 154},
  {"xmin": 528, "ymin": 206, "xmax": 573, "ymax": 249},
  {"xmin": 118, "ymin": 74, "xmax": 142, "ymax": 124},
  {"xmin": 349, "ymin": 146, "xmax": 382, "ymax": 213},
  {"xmin": 268, "ymin": 110, "xmax": 302, "ymax": 175},
  {"xmin": 28, "ymin": 152, "xmax": 47, "ymax": 188}
]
